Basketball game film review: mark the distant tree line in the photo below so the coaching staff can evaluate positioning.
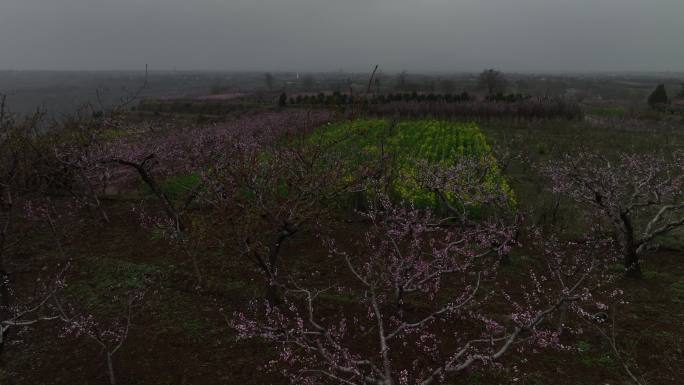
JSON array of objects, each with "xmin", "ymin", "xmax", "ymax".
[
  {"xmin": 285, "ymin": 91, "xmax": 532, "ymax": 107},
  {"xmin": 368, "ymin": 98, "xmax": 583, "ymax": 120},
  {"xmin": 277, "ymin": 91, "xmax": 580, "ymax": 120}
]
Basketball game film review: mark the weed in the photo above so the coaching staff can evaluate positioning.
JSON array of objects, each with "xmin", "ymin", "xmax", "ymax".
[
  {"xmin": 670, "ymin": 280, "xmax": 684, "ymax": 303},
  {"xmin": 577, "ymin": 340, "xmax": 591, "ymax": 353},
  {"xmin": 579, "ymin": 353, "xmax": 615, "ymax": 368}
]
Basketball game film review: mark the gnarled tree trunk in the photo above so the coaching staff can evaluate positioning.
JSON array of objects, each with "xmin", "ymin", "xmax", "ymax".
[{"xmin": 619, "ymin": 213, "xmax": 641, "ymax": 279}]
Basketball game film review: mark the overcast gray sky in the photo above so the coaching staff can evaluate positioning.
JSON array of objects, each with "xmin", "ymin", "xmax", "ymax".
[{"xmin": 1, "ymin": 0, "xmax": 682, "ymax": 72}]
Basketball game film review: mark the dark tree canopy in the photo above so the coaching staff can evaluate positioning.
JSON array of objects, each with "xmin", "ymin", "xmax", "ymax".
[
  {"xmin": 477, "ymin": 68, "xmax": 507, "ymax": 95},
  {"xmin": 302, "ymin": 74, "xmax": 315, "ymax": 91},
  {"xmin": 264, "ymin": 73, "xmax": 274, "ymax": 90},
  {"xmin": 647, "ymin": 84, "xmax": 668, "ymax": 107}
]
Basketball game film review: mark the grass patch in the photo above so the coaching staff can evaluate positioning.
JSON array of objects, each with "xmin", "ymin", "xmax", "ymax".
[
  {"xmin": 140, "ymin": 172, "xmax": 201, "ymax": 201},
  {"xmin": 162, "ymin": 173, "xmax": 201, "ymax": 198},
  {"xmin": 66, "ymin": 258, "xmax": 161, "ymax": 313},
  {"xmin": 656, "ymin": 229, "xmax": 684, "ymax": 251},
  {"xmin": 587, "ymin": 106, "xmax": 627, "ymax": 117},
  {"xmin": 203, "ymin": 276, "xmax": 252, "ymax": 296},
  {"xmin": 670, "ymin": 280, "xmax": 684, "ymax": 303},
  {"xmin": 576, "ymin": 340, "xmax": 617, "ymax": 369},
  {"xmin": 643, "ymin": 270, "xmax": 678, "ymax": 284},
  {"xmin": 577, "ymin": 340, "xmax": 592, "ymax": 353},
  {"xmin": 318, "ymin": 291, "xmax": 357, "ymax": 304},
  {"xmin": 578, "ymin": 353, "xmax": 615, "ymax": 368},
  {"xmin": 156, "ymin": 293, "xmax": 214, "ymax": 343}
]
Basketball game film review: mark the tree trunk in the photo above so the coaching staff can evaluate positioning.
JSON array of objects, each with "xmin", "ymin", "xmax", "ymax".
[
  {"xmin": 107, "ymin": 352, "xmax": 117, "ymax": 385},
  {"xmin": 620, "ymin": 212, "xmax": 641, "ymax": 279},
  {"xmin": 263, "ymin": 224, "xmax": 297, "ymax": 305},
  {"xmin": 0, "ymin": 187, "xmax": 12, "ymax": 354},
  {"xmin": 113, "ymin": 158, "xmax": 181, "ymax": 231},
  {"xmin": 619, "ymin": 213, "xmax": 641, "ymax": 279},
  {"xmin": 0, "ymin": 266, "xmax": 8, "ymax": 354},
  {"xmin": 78, "ymin": 170, "xmax": 109, "ymax": 223},
  {"xmin": 266, "ymin": 282, "xmax": 281, "ymax": 305},
  {"xmin": 623, "ymin": 245, "xmax": 641, "ymax": 279},
  {"xmin": 556, "ymin": 301, "xmax": 568, "ymax": 337}
]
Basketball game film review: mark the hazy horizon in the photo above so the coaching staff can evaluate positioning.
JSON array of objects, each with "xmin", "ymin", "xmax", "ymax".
[
  {"xmin": 2, "ymin": 0, "xmax": 683, "ymax": 73},
  {"xmin": 1, "ymin": 69, "xmax": 684, "ymax": 77}
]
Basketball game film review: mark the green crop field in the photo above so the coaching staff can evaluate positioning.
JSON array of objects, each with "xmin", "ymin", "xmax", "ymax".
[{"xmin": 310, "ymin": 119, "xmax": 514, "ymax": 210}]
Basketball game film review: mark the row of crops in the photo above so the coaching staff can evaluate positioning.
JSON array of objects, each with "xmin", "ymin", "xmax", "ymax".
[{"xmin": 307, "ymin": 119, "xmax": 514, "ymax": 210}]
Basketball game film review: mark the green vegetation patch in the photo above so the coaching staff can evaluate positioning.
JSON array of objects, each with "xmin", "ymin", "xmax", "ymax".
[
  {"xmin": 308, "ymin": 119, "xmax": 514, "ymax": 210},
  {"xmin": 587, "ymin": 106, "xmax": 627, "ymax": 117},
  {"xmin": 161, "ymin": 173, "xmax": 201, "ymax": 199},
  {"xmin": 576, "ymin": 340, "xmax": 617, "ymax": 368},
  {"xmin": 140, "ymin": 172, "xmax": 201, "ymax": 201},
  {"xmin": 66, "ymin": 258, "xmax": 161, "ymax": 314},
  {"xmin": 670, "ymin": 280, "xmax": 684, "ymax": 303},
  {"xmin": 156, "ymin": 293, "xmax": 214, "ymax": 343},
  {"xmin": 657, "ymin": 228, "xmax": 684, "ymax": 251}
]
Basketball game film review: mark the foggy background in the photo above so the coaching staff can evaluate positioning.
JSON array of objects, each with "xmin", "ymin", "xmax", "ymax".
[{"xmin": 2, "ymin": 0, "xmax": 683, "ymax": 72}]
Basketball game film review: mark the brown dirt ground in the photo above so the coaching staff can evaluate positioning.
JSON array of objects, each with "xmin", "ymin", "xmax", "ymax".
[{"xmin": 1, "ymin": 197, "xmax": 683, "ymax": 385}]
